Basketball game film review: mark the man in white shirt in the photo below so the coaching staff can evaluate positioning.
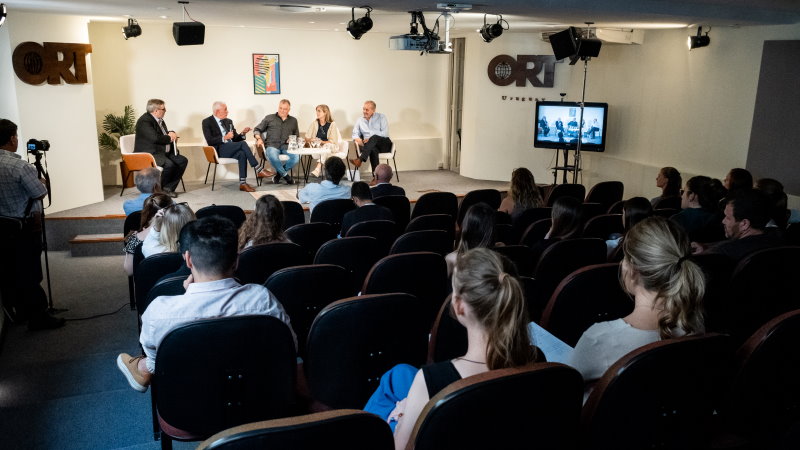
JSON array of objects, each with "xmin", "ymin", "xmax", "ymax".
[
  {"xmin": 350, "ymin": 100, "xmax": 392, "ymax": 174},
  {"xmin": 298, "ymin": 156, "xmax": 351, "ymax": 212},
  {"xmin": 117, "ymin": 215, "xmax": 295, "ymax": 392}
]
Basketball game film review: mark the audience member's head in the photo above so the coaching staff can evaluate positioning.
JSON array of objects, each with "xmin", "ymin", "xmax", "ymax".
[
  {"xmin": 622, "ymin": 196, "xmax": 653, "ymax": 231},
  {"xmin": 374, "ymin": 164, "xmax": 393, "ymax": 183},
  {"xmin": 683, "ymin": 176, "xmax": 726, "ymax": 211},
  {"xmin": 549, "ymin": 196, "xmax": 583, "ymax": 240},
  {"xmin": 238, "ymin": 194, "xmax": 285, "ymax": 250},
  {"xmin": 139, "ymin": 193, "xmax": 173, "ymax": 231},
  {"xmin": 724, "ymin": 168, "xmax": 753, "ymax": 195},
  {"xmin": 724, "ymin": 189, "xmax": 771, "ymax": 239},
  {"xmin": 180, "ymin": 216, "xmax": 239, "ymax": 278},
  {"xmin": 452, "ymin": 248, "xmax": 534, "ymax": 369},
  {"xmin": 134, "ymin": 167, "xmax": 161, "ymax": 195},
  {"xmin": 456, "ymin": 203, "xmax": 496, "ymax": 255},
  {"xmin": 350, "ymin": 181, "xmax": 372, "ymax": 205},
  {"xmin": 509, "ymin": 167, "xmax": 544, "ymax": 210},
  {"xmin": 324, "ymin": 156, "xmax": 345, "ymax": 185},
  {"xmin": 656, "ymin": 167, "xmax": 682, "ymax": 198},
  {"xmin": 0, "ymin": 119, "xmax": 18, "ymax": 149},
  {"xmin": 158, "ymin": 202, "xmax": 196, "ymax": 252},
  {"xmin": 622, "ymin": 216, "xmax": 705, "ymax": 338},
  {"xmin": 756, "ymin": 177, "xmax": 789, "ymax": 229}
]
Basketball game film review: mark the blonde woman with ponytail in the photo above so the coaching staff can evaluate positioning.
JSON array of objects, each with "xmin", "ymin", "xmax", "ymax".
[{"xmin": 364, "ymin": 248, "xmax": 536, "ymax": 449}]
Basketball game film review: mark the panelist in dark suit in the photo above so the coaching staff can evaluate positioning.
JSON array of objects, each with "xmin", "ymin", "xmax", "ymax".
[
  {"xmin": 370, "ymin": 164, "xmax": 405, "ymax": 198},
  {"xmin": 134, "ymin": 98, "xmax": 188, "ymax": 197},
  {"xmin": 341, "ymin": 181, "xmax": 394, "ymax": 237},
  {"xmin": 202, "ymin": 101, "xmax": 273, "ymax": 192}
]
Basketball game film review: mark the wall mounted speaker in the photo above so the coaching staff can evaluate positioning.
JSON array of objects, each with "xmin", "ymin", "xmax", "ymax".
[
  {"xmin": 172, "ymin": 22, "xmax": 205, "ymax": 46},
  {"xmin": 549, "ymin": 27, "xmax": 579, "ymax": 60}
]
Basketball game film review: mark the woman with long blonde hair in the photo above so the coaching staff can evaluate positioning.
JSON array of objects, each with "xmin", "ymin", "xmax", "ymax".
[
  {"xmin": 142, "ymin": 202, "xmax": 195, "ymax": 257},
  {"xmin": 498, "ymin": 167, "xmax": 544, "ymax": 219}
]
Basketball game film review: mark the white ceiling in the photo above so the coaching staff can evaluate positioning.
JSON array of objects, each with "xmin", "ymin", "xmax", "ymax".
[{"xmin": 3, "ymin": 0, "xmax": 800, "ymax": 34}]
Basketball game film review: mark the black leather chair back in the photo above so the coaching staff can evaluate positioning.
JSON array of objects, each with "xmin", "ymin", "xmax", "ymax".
[
  {"xmin": 607, "ymin": 199, "xmax": 624, "ymax": 214},
  {"xmin": 653, "ymin": 207, "xmax": 680, "ymax": 218},
  {"xmin": 456, "ymin": 189, "xmax": 501, "ymax": 226},
  {"xmin": 309, "ymin": 199, "xmax": 356, "ymax": 229},
  {"xmin": 285, "ymin": 222, "xmax": 337, "ymax": 260},
  {"xmin": 372, "ymin": 195, "xmax": 410, "ymax": 234},
  {"xmin": 195, "ymin": 205, "xmax": 247, "ymax": 229},
  {"xmin": 520, "ymin": 218, "xmax": 552, "ymax": 247},
  {"xmin": 197, "ymin": 410, "xmax": 393, "ymax": 450},
  {"xmin": 143, "ymin": 275, "xmax": 187, "ymax": 313},
  {"xmin": 134, "ymin": 252, "xmax": 184, "ymax": 313},
  {"xmin": 410, "ymin": 364, "xmax": 584, "ymax": 450},
  {"xmin": 235, "ymin": 242, "xmax": 309, "ymax": 285},
  {"xmin": 539, "ymin": 263, "xmax": 632, "ymax": 347},
  {"xmin": 410, "ymin": 192, "xmax": 458, "ymax": 223},
  {"xmin": 346, "ymin": 219, "xmax": 398, "ymax": 257},
  {"xmin": 691, "ymin": 252, "xmax": 735, "ymax": 334},
  {"xmin": 153, "ymin": 316, "xmax": 296, "ymax": 440},
  {"xmin": 390, "ymin": 230, "xmax": 452, "ymax": 257},
  {"xmin": 582, "ymin": 213, "xmax": 624, "ymax": 239},
  {"xmin": 493, "ymin": 223, "xmax": 514, "ymax": 246},
  {"xmin": 124, "ymin": 210, "xmax": 143, "ymax": 236},
  {"xmin": 280, "ymin": 201, "xmax": 306, "ymax": 230},
  {"xmin": 265, "ymin": 264, "xmax": 351, "ymax": 357},
  {"xmin": 491, "ymin": 245, "xmax": 536, "ymax": 277},
  {"xmin": 314, "ymin": 236, "xmax": 381, "ymax": 296},
  {"xmin": 305, "ymin": 293, "xmax": 429, "ymax": 409},
  {"xmin": 427, "ymin": 295, "xmax": 466, "ymax": 363},
  {"xmin": 546, "ymin": 183, "xmax": 586, "ymax": 207},
  {"xmin": 652, "ymin": 196, "xmax": 681, "ymax": 210},
  {"xmin": 585, "ymin": 181, "xmax": 624, "ymax": 211},
  {"xmin": 405, "ymin": 213, "xmax": 455, "ymax": 244},
  {"xmin": 582, "ymin": 334, "xmax": 733, "ymax": 450},
  {"xmin": 511, "ymin": 207, "xmax": 551, "ymax": 244}
]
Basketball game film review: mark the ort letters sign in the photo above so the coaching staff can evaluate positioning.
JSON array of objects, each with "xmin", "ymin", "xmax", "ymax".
[
  {"xmin": 12, "ymin": 41, "xmax": 93, "ymax": 85},
  {"xmin": 488, "ymin": 54, "xmax": 556, "ymax": 88}
]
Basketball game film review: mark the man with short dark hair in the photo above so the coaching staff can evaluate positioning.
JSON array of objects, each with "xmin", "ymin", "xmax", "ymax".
[
  {"xmin": 341, "ymin": 181, "xmax": 394, "ymax": 236},
  {"xmin": 123, "ymin": 167, "xmax": 161, "ymax": 215},
  {"xmin": 116, "ymin": 216, "xmax": 295, "ymax": 392},
  {"xmin": 693, "ymin": 189, "xmax": 784, "ymax": 261},
  {"xmin": 370, "ymin": 163, "xmax": 405, "ymax": 198},
  {"xmin": 134, "ymin": 99, "xmax": 188, "ymax": 197},
  {"xmin": 0, "ymin": 118, "xmax": 65, "ymax": 330},
  {"xmin": 298, "ymin": 156, "xmax": 351, "ymax": 211},
  {"xmin": 202, "ymin": 101, "xmax": 273, "ymax": 192},
  {"xmin": 254, "ymin": 99, "xmax": 299, "ymax": 185}
]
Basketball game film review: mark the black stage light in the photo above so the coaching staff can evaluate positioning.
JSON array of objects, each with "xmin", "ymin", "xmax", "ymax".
[
  {"xmin": 0, "ymin": 4, "xmax": 7, "ymax": 28},
  {"xmin": 347, "ymin": 6, "xmax": 373, "ymax": 40},
  {"xmin": 122, "ymin": 18, "xmax": 142, "ymax": 40},
  {"xmin": 479, "ymin": 14, "xmax": 507, "ymax": 43},
  {"xmin": 688, "ymin": 26, "xmax": 710, "ymax": 50}
]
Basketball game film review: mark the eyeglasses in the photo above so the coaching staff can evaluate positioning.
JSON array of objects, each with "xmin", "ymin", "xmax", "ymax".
[{"xmin": 162, "ymin": 201, "xmax": 188, "ymax": 212}]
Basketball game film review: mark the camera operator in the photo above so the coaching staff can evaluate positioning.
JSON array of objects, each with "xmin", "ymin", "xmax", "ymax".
[{"xmin": 0, "ymin": 119, "xmax": 65, "ymax": 330}]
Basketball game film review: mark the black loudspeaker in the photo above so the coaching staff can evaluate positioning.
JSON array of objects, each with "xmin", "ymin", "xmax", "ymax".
[
  {"xmin": 577, "ymin": 38, "xmax": 602, "ymax": 58},
  {"xmin": 549, "ymin": 27, "xmax": 579, "ymax": 60},
  {"xmin": 172, "ymin": 22, "xmax": 205, "ymax": 46}
]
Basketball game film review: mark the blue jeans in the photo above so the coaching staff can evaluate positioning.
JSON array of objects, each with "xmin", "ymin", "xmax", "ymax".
[{"xmin": 266, "ymin": 145, "xmax": 299, "ymax": 177}]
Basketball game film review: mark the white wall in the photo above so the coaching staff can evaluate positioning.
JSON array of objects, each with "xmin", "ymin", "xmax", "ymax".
[
  {"xmin": 88, "ymin": 22, "xmax": 450, "ymax": 184},
  {"xmin": 3, "ymin": 13, "xmax": 104, "ymax": 214},
  {"xmin": 0, "ymin": 25, "xmax": 20, "ymax": 122},
  {"xmin": 457, "ymin": 24, "xmax": 800, "ymax": 207}
]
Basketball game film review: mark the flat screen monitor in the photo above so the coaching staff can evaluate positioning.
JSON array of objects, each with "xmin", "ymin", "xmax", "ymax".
[{"xmin": 534, "ymin": 101, "xmax": 608, "ymax": 152}]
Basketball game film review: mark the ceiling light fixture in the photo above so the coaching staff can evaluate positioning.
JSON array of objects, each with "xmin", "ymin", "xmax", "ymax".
[
  {"xmin": 122, "ymin": 18, "xmax": 142, "ymax": 40},
  {"xmin": 347, "ymin": 6, "xmax": 373, "ymax": 40},
  {"xmin": 0, "ymin": 4, "xmax": 7, "ymax": 28},
  {"xmin": 688, "ymin": 26, "xmax": 710, "ymax": 50},
  {"xmin": 479, "ymin": 14, "xmax": 508, "ymax": 43}
]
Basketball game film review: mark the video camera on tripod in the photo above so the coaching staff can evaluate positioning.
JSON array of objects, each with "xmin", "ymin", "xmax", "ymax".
[{"xmin": 26, "ymin": 138, "xmax": 50, "ymax": 154}]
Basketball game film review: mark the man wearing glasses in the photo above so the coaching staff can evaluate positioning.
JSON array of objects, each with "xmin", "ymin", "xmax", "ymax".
[{"xmin": 134, "ymin": 99, "xmax": 188, "ymax": 198}]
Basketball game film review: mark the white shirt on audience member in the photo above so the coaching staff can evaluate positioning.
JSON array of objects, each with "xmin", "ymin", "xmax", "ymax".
[{"xmin": 141, "ymin": 227, "xmax": 166, "ymax": 258}]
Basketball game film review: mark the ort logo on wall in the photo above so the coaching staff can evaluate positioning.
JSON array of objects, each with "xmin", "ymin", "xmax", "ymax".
[
  {"xmin": 12, "ymin": 42, "xmax": 93, "ymax": 85},
  {"xmin": 488, "ymin": 54, "xmax": 556, "ymax": 87}
]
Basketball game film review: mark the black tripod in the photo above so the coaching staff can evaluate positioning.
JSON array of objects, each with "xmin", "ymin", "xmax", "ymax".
[{"xmin": 29, "ymin": 151, "xmax": 60, "ymax": 312}]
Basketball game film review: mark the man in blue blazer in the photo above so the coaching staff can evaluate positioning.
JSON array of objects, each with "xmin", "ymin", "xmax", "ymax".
[
  {"xmin": 201, "ymin": 101, "xmax": 272, "ymax": 192},
  {"xmin": 133, "ymin": 98, "xmax": 188, "ymax": 197}
]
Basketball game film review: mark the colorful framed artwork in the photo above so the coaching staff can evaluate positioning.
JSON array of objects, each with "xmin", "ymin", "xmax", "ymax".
[{"xmin": 253, "ymin": 53, "xmax": 280, "ymax": 95}]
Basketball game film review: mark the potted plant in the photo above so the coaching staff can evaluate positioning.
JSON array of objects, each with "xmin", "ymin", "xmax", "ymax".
[{"xmin": 97, "ymin": 105, "xmax": 137, "ymax": 186}]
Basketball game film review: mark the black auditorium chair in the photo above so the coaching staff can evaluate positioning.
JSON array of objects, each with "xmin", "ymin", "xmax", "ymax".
[
  {"xmin": 390, "ymin": 230, "xmax": 452, "ymax": 257},
  {"xmin": 345, "ymin": 219, "xmax": 398, "ymax": 257},
  {"xmin": 143, "ymin": 276, "xmax": 186, "ymax": 314},
  {"xmin": 607, "ymin": 199, "xmax": 624, "ymax": 214},
  {"xmin": 581, "ymin": 334, "xmax": 733, "ymax": 450},
  {"xmin": 691, "ymin": 252, "xmax": 735, "ymax": 334},
  {"xmin": 580, "ymin": 202, "xmax": 606, "ymax": 222},
  {"xmin": 124, "ymin": 210, "xmax": 143, "ymax": 310},
  {"xmin": 539, "ymin": 263, "xmax": 632, "ymax": 347},
  {"xmin": 653, "ymin": 208, "xmax": 680, "ymax": 218},
  {"xmin": 410, "ymin": 192, "xmax": 458, "ymax": 224},
  {"xmin": 285, "ymin": 222, "xmax": 337, "ymax": 260},
  {"xmin": 519, "ymin": 218, "xmax": 552, "ymax": 247},
  {"xmin": 408, "ymin": 364, "xmax": 584, "ymax": 450},
  {"xmin": 234, "ymin": 242, "xmax": 308, "ymax": 285},
  {"xmin": 585, "ymin": 181, "xmax": 624, "ymax": 211},
  {"xmin": 493, "ymin": 223, "xmax": 514, "ymax": 245},
  {"xmin": 545, "ymin": 183, "xmax": 586, "ymax": 207},
  {"xmin": 195, "ymin": 205, "xmax": 246, "ymax": 229},
  {"xmin": 309, "ymin": 199, "xmax": 355, "ymax": 230},
  {"xmin": 787, "ymin": 222, "xmax": 800, "ymax": 245},
  {"xmin": 427, "ymin": 296, "xmax": 465, "ymax": 363},
  {"xmin": 264, "ymin": 264, "xmax": 351, "ymax": 357},
  {"xmin": 314, "ymin": 236, "xmax": 382, "ymax": 296},
  {"xmin": 652, "ymin": 196, "xmax": 681, "ymax": 210},
  {"xmin": 582, "ymin": 214, "xmax": 624, "ymax": 239},
  {"xmin": 372, "ymin": 195, "xmax": 410, "ymax": 234},
  {"xmin": 511, "ymin": 207, "xmax": 551, "ymax": 244},
  {"xmin": 406, "ymin": 214, "xmax": 455, "ymax": 244},
  {"xmin": 196, "ymin": 410, "xmax": 393, "ymax": 450},
  {"xmin": 281, "ymin": 201, "xmax": 306, "ymax": 230},
  {"xmin": 491, "ymin": 245, "xmax": 536, "ymax": 277},
  {"xmin": 134, "ymin": 252, "xmax": 184, "ymax": 314},
  {"xmin": 361, "ymin": 252, "xmax": 449, "ymax": 327},
  {"xmin": 456, "ymin": 189, "xmax": 501, "ymax": 227},
  {"xmin": 152, "ymin": 316, "xmax": 297, "ymax": 449},
  {"xmin": 305, "ymin": 293, "xmax": 429, "ymax": 410}
]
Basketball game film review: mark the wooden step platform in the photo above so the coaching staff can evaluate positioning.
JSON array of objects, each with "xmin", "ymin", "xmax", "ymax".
[{"xmin": 69, "ymin": 233, "xmax": 124, "ymax": 257}]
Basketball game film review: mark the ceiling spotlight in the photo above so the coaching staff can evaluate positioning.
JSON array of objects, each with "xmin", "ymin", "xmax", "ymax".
[
  {"xmin": 347, "ymin": 6, "xmax": 373, "ymax": 40},
  {"xmin": 688, "ymin": 26, "xmax": 710, "ymax": 50},
  {"xmin": 0, "ymin": 4, "xmax": 7, "ymax": 28},
  {"xmin": 122, "ymin": 18, "xmax": 142, "ymax": 40},
  {"xmin": 479, "ymin": 14, "xmax": 508, "ymax": 43}
]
